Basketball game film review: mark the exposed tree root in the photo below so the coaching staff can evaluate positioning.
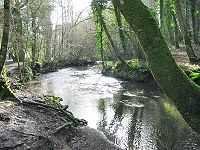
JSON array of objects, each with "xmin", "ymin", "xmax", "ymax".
[{"xmin": 17, "ymin": 99, "xmax": 88, "ymax": 127}]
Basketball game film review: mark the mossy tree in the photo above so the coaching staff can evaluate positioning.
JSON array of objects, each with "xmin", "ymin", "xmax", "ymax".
[
  {"xmin": 0, "ymin": 0, "xmax": 16, "ymax": 100},
  {"xmin": 112, "ymin": 0, "xmax": 127, "ymax": 54},
  {"xmin": 92, "ymin": 0, "xmax": 106, "ymax": 68},
  {"xmin": 92, "ymin": 0, "xmax": 127, "ymax": 65},
  {"xmin": 114, "ymin": 0, "xmax": 200, "ymax": 132}
]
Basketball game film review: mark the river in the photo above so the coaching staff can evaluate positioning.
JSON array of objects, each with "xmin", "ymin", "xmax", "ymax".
[{"xmin": 26, "ymin": 66, "xmax": 200, "ymax": 150}]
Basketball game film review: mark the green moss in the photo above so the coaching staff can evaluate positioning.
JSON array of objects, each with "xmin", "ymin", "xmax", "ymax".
[
  {"xmin": 97, "ymin": 98, "xmax": 106, "ymax": 112},
  {"xmin": 1, "ymin": 67, "xmax": 10, "ymax": 86},
  {"xmin": 103, "ymin": 59, "xmax": 152, "ymax": 82},
  {"xmin": 43, "ymin": 95, "xmax": 63, "ymax": 108},
  {"xmin": 21, "ymin": 63, "xmax": 34, "ymax": 82},
  {"xmin": 0, "ymin": 67, "xmax": 16, "ymax": 98},
  {"xmin": 179, "ymin": 64, "xmax": 200, "ymax": 85},
  {"xmin": 105, "ymin": 60, "xmax": 200, "ymax": 84}
]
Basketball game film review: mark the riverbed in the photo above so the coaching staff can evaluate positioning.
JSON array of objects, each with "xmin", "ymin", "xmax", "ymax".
[{"xmin": 26, "ymin": 66, "xmax": 200, "ymax": 150}]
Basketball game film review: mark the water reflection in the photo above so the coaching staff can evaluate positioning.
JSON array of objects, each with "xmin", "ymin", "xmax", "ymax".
[
  {"xmin": 96, "ymin": 89, "xmax": 147, "ymax": 150},
  {"xmin": 26, "ymin": 66, "xmax": 200, "ymax": 150}
]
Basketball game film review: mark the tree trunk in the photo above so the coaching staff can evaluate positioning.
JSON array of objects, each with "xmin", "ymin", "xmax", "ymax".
[
  {"xmin": 12, "ymin": 7, "xmax": 25, "ymax": 62},
  {"xmin": 96, "ymin": 7, "xmax": 126, "ymax": 64},
  {"xmin": 175, "ymin": 0, "xmax": 198, "ymax": 62},
  {"xmin": 191, "ymin": 0, "xmax": 199, "ymax": 44},
  {"xmin": 115, "ymin": 0, "xmax": 200, "ymax": 132},
  {"xmin": 0, "ymin": 0, "xmax": 16, "ymax": 99},
  {"xmin": 172, "ymin": 13, "xmax": 180, "ymax": 49},
  {"xmin": 100, "ymin": 22, "xmax": 105, "ymax": 68},
  {"xmin": 160, "ymin": 0, "xmax": 164, "ymax": 28},
  {"xmin": 0, "ymin": 1, "xmax": 10, "ymax": 72},
  {"xmin": 112, "ymin": 0, "xmax": 127, "ymax": 55},
  {"xmin": 31, "ymin": 14, "xmax": 37, "ymax": 68},
  {"xmin": 12, "ymin": 7, "xmax": 24, "ymax": 79}
]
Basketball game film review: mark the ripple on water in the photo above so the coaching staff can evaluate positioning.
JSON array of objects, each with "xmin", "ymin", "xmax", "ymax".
[{"xmin": 26, "ymin": 66, "xmax": 200, "ymax": 150}]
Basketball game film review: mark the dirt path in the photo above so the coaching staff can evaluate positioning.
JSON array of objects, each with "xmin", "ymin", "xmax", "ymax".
[{"xmin": 6, "ymin": 62, "xmax": 23, "ymax": 75}]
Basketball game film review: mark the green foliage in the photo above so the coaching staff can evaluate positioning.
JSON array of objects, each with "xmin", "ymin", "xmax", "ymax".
[
  {"xmin": 190, "ymin": 72, "xmax": 200, "ymax": 81},
  {"xmin": 1, "ymin": 67, "xmax": 11, "ymax": 88},
  {"xmin": 91, "ymin": 0, "xmax": 108, "ymax": 10},
  {"xmin": 21, "ymin": 63, "xmax": 33, "ymax": 82},
  {"xmin": 97, "ymin": 98, "xmax": 106, "ymax": 111},
  {"xmin": 178, "ymin": 64, "xmax": 200, "ymax": 84},
  {"xmin": 103, "ymin": 59, "xmax": 152, "ymax": 82},
  {"xmin": 113, "ymin": 59, "xmax": 148, "ymax": 73},
  {"xmin": 43, "ymin": 95, "xmax": 63, "ymax": 108}
]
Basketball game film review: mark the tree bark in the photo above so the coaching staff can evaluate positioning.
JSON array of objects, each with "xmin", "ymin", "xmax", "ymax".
[{"xmin": 115, "ymin": 0, "xmax": 200, "ymax": 132}]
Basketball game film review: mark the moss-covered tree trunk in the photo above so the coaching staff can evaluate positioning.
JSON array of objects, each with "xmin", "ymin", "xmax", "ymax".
[
  {"xmin": 0, "ymin": 0, "xmax": 16, "ymax": 100},
  {"xmin": 92, "ymin": 5, "xmax": 105, "ymax": 68},
  {"xmin": 115, "ymin": 0, "xmax": 200, "ymax": 132},
  {"xmin": 112, "ymin": 1, "xmax": 127, "ymax": 55}
]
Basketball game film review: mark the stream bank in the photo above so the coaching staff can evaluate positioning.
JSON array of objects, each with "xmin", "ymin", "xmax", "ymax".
[
  {"xmin": 39, "ymin": 59, "xmax": 96, "ymax": 74},
  {"xmin": 0, "ymin": 99, "xmax": 122, "ymax": 150},
  {"xmin": 102, "ymin": 59, "xmax": 200, "ymax": 85},
  {"xmin": 0, "ymin": 64, "xmax": 123, "ymax": 150},
  {"xmin": 4, "ymin": 63, "xmax": 200, "ymax": 149}
]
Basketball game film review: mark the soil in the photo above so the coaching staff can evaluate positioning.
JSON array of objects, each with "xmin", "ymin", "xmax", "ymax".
[{"xmin": 0, "ymin": 97, "xmax": 122, "ymax": 150}]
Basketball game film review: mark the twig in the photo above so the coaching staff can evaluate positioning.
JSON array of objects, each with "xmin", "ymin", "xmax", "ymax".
[
  {"xmin": 12, "ymin": 130, "xmax": 37, "ymax": 137},
  {"xmin": 53, "ymin": 122, "xmax": 73, "ymax": 134}
]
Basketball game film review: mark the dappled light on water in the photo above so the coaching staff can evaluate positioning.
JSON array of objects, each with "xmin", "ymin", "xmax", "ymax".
[{"xmin": 26, "ymin": 66, "xmax": 200, "ymax": 150}]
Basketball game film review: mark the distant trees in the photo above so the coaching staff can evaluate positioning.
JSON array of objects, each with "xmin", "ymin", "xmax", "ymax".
[
  {"xmin": 92, "ymin": 0, "xmax": 141, "ymax": 65},
  {"xmin": 158, "ymin": 0, "xmax": 200, "ymax": 63},
  {"xmin": 0, "ymin": 0, "xmax": 97, "ymax": 81}
]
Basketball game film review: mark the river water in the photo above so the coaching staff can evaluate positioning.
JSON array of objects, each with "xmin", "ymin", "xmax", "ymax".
[{"xmin": 26, "ymin": 66, "xmax": 200, "ymax": 150}]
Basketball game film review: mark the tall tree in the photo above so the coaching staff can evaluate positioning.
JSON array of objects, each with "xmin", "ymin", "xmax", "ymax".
[
  {"xmin": 0, "ymin": 0, "xmax": 15, "ymax": 99},
  {"xmin": 114, "ymin": 0, "xmax": 200, "ymax": 132},
  {"xmin": 92, "ymin": 0, "xmax": 126, "ymax": 64},
  {"xmin": 112, "ymin": 0, "xmax": 127, "ymax": 54}
]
